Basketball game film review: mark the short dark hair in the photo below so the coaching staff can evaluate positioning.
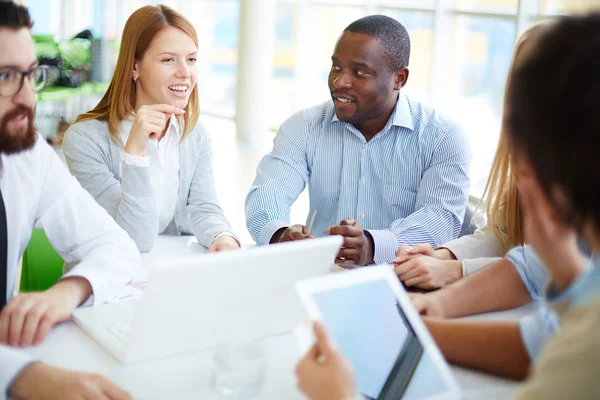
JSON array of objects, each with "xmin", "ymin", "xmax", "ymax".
[
  {"xmin": 507, "ymin": 13, "xmax": 600, "ymax": 231},
  {"xmin": 344, "ymin": 14, "xmax": 410, "ymax": 72},
  {"xmin": 0, "ymin": 1, "xmax": 33, "ymax": 30}
]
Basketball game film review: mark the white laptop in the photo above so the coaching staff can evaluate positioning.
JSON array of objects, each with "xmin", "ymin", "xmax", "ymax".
[
  {"xmin": 295, "ymin": 267, "xmax": 461, "ymax": 400},
  {"xmin": 73, "ymin": 235, "xmax": 343, "ymax": 364}
]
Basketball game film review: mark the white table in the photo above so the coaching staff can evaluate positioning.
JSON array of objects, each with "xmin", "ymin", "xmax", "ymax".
[{"xmin": 25, "ymin": 236, "xmax": 533, "ymax": 399}]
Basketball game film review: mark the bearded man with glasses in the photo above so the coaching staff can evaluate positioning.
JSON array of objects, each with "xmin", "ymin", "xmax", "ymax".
[{"xmin": 0, "ymin": 2, "xmax": 137, "ymax": 399}]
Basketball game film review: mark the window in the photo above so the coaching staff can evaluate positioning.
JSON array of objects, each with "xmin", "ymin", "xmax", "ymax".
[
  {"xmin": 27, "ymin": 0, "xmax": 596, "ymax": 197},
  {"xmin": 447, "ymin": 15, "xmax": 516, "ymax": 193},
  {"xmin": 453, "ymin": 0, "xmax": 518, "ymax": 14},
  {"xmin": 184, "ymin": 0, "xmax": 240, "ymax": 118},
  {"xmin": 380, "ymin": 9, "xmax": 434, "ymax": 103},
  {"xmin": 541, "ymin": 0, "xmax": 600, "ymax": 14}
]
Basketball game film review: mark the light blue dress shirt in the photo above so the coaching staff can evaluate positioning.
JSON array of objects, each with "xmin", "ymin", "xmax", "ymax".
[
  {"xmin": 245, "ymin": 94, "xmax": 471, "ymax": 263},
  {"xmin": 505, "ymin": 245, "xmax": 550, "ymax": 301},
  {"xmin": 507, "ymin": 245, "xmax": 594, "ymax": 361},
  {"xmin": 505, "ymin": 245, "xmax": 556, "ymax": 360}
]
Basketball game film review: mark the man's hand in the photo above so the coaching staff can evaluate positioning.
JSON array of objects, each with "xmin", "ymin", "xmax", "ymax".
[
  {"xmin": 0, "ymin": 277, "xmax": 92, "ymax": 347},
  {"xmin": 328, "ymin": 218, "xmax": 374, "ymax": 266},
  {"xmin": 9, "ymin": 362, "xmax": 132, "ymax": 400},
  {"xmin": 208, "ymin": 235, "xmax": 241, "ymax": 252},
  {"xmin": 271, "ymin": 224, "xmax": 314, "ymax": 244},
  {"xmin": 519, "ymin": 175, "xmax": 587, "ymax": 291},
  {"xmin": 295, "ymin": 321, "xmax": 357, "ymax": 400},
  {"xmin": 394, "ymin": 257, "xmax": 462, "ymax": 289},
  {"xmin": 408, "ymin": 293, "xmax": 445, "ymax": 317}
]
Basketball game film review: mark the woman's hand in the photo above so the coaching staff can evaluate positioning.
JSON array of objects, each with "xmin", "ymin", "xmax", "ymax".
[
  {"xmin": 393, "ymin": 256, "xmax": 463, "ymax": 289},
  {"xmin": 208, "ymin": 235, "xmax": 241, "ymax": 253},
  {"xmin": 125, "ymin": 104, "xmax": 185, "ymax": 156},
  {"xmin": 394, "ymin": 243, "xmax": 456, "ymax": 265}
]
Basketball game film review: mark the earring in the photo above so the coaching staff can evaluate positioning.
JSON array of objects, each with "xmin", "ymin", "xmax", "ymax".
[{"xmin": 132, "ymin": 77, "xmax": 138, "ymax": 84}]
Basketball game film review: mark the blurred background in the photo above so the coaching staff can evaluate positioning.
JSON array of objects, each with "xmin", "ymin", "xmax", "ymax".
[{"xmin": 22, "ymin": 0, "xmax": 600, "ymax": 242}]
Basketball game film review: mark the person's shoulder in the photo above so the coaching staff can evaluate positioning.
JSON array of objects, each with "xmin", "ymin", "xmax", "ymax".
[
  {"xmin": 280, "ymin": 100, "xmax": 335, "ymax": 134},
  {"xmin": 67, "ymin": 118, "xmax": 109, "ymax": 135},
  {"xmin": 181, "ymin": 117, "xmax": 210, "ymax": 150},
  {"xmin": 64, "ymin": 119, "xmax": 111, "ymax": 148},
  {"xmin": 407, "ymin": 96, "xmax": 464, "ymax": 139},
  {"xmin": 2, "ymin": 134, "xmax": 64, "ymax": 181},
  {"xmin": 543, "ymin": 297, "xmax": 600, "ymax": 361},
  {"xmin": 15, "ymin": 133, "xmax": 54, "ymax": 162},
  {"xmin": 186, "ymin": 117, "xmax": 209, "ymax": 138}
]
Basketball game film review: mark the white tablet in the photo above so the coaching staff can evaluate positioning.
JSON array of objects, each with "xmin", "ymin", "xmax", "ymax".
[{"xmin": 295, "ymin": 267, "xmax": 461, "ymax": 400}]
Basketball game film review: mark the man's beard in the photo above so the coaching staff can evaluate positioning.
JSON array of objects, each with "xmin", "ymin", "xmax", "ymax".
[{"xmin": 0, "ymin": 105, "xmax": 37, "ymax": 155}]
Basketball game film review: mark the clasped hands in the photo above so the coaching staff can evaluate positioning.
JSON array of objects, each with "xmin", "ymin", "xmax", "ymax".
[{"xmin": 272, "ymin": 218, "xmax": 374, "ymax": 266}]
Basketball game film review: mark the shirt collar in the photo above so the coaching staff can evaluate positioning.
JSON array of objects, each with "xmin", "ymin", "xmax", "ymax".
[{"xmin": 331, "ymin": 93, "xmax": 414, "ymax": 132}]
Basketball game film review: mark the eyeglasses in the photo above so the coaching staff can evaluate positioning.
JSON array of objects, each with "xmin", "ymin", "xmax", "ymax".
[{"xmin": 0, "ymin": 65, "xmax": 48, "ymax": 97}]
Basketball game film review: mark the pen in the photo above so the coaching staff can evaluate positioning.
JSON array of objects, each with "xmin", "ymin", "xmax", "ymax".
[{"xmin": 306, "ymin": 209, "xmax": 317, "ymax": 238}]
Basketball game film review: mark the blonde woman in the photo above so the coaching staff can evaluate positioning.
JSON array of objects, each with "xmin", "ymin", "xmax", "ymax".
[
  {"xmin": 63, "ymin": 5, "xmax": 239, "ymax": 253},
  {"xmin": 392, "ymin": 25, "xmax": 545, "ymax": 289}
]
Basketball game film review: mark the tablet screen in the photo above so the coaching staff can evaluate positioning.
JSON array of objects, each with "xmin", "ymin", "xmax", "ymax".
[{"xmin": 312, "ymin": 278, "xmax": 451, "ymax": 400}]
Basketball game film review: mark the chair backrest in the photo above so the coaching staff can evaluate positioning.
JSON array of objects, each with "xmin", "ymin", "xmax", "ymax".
[
  {"xmin": 20, "ymin": 229, "xmax": 63, "ymax": 292},
  {"xmin": 459, "ymin": 205, "xmax": 476, "ymax": 238}
]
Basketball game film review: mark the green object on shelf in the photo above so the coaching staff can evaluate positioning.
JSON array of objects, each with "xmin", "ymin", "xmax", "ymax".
[
  {"xmin": 58, "ymin": 38, "xmax": 91, "ymax": 70},
  {"xmin": 35, "ymin": 40, "xmax": 60, "ymax": 59},
  {"xmin": 20, "ymin": 229, "xmax": 64, "ymax": 293},
  {"xmin": 37, "ymin": 82, "xmax": 110, "ymax": 102},
  {"xmin": 33, "ymin": 34, "xmax": 55, "ymax": 43}
]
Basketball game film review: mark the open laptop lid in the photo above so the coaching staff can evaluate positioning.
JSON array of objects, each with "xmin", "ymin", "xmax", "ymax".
[
  {"xmin": 118, "ymin": 235, "xmax": 344, "ymax": 363},
  {"xmin": 295, "ymin": 267, "xmax": 461, "ymax": 400}
]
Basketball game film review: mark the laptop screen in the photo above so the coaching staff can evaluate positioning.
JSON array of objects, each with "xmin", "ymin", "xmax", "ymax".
[{"xmin": 312, "ymin": 278, "xmax": 451, "ymax": 400}]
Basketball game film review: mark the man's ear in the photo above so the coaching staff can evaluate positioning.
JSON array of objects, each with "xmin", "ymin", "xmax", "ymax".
[{"xmin": 394, "ymin": 67, "xmax": 409, "ymax": 90}]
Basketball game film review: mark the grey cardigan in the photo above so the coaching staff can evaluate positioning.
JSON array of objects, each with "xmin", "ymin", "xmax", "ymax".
[{"xmin": 63, "ymin": 118, "xmax": 235, "ymax": 252}]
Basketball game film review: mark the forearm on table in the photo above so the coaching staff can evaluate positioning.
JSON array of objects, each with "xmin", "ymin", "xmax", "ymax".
[
  {"xmin": 424, "ymin": 318, "xmax": 530, "ymax": 380},
  {"xmin": 49, "ymin": 277, "xmax": 93, "ymax": 308},
  {"xmin": 432, "ymin": 258, "xmax": 532, "ymax": 318}
]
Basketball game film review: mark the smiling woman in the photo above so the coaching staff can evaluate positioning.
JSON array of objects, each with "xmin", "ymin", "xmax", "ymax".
[{"xmin": 61, "ymin": 5, "xmax": 240, "ymax": 254}]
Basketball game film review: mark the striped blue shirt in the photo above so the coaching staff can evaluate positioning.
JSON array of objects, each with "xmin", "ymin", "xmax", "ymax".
[{"xmin": 245, "ymin": 94, "xmax": 471, "ymax": 263}]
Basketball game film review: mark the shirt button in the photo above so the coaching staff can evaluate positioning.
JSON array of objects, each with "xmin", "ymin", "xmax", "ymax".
[
  {"xmin": 362, "ymin": 210, "xmax": 366, "ymax": 217},
  {"xmin": 362, "ymin": 177, "xmax": 366, "ymax": 184}
]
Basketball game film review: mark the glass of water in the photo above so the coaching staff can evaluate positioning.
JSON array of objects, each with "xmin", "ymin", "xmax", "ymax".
[{"xmin": 212, "ymin": 336, "xmax": 266, "ymax": 398}]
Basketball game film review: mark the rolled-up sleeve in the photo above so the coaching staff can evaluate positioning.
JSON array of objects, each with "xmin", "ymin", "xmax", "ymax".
[
  {"xmin": 505, "ymin": 246, "xmax": 550, "ymax": 300},
  {"xmin": 443, "ymin": 225, "xmax": 505, "ymax": 260}
]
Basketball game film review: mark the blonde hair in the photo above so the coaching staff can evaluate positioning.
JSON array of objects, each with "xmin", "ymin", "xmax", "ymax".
[
  {"xmin": 477, "ymin": 21, "xmax": 554, "ymax": 252},
  {"xmin": 75, "ymin": 5, "xmax": 200, "ymax": 143}
]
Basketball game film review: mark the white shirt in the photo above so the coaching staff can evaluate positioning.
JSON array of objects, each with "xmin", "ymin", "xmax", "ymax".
[
  {"xmin": 119, "ymin": 115, "xmax": 180, "ymax": 234},
  {"xmin": 0, "ymin": 135, "xmax": 140, "ymax": 394}
]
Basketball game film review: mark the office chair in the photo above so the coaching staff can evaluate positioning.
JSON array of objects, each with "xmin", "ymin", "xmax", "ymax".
[{"xmin": 20, "ymin": 229, "xmax": 63, "ymax": 292}]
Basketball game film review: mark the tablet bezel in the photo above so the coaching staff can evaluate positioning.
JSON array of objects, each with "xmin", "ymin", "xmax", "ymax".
[{"xmin": 295, "ymin": 266, "xmax": 461, "ymax": 400}]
